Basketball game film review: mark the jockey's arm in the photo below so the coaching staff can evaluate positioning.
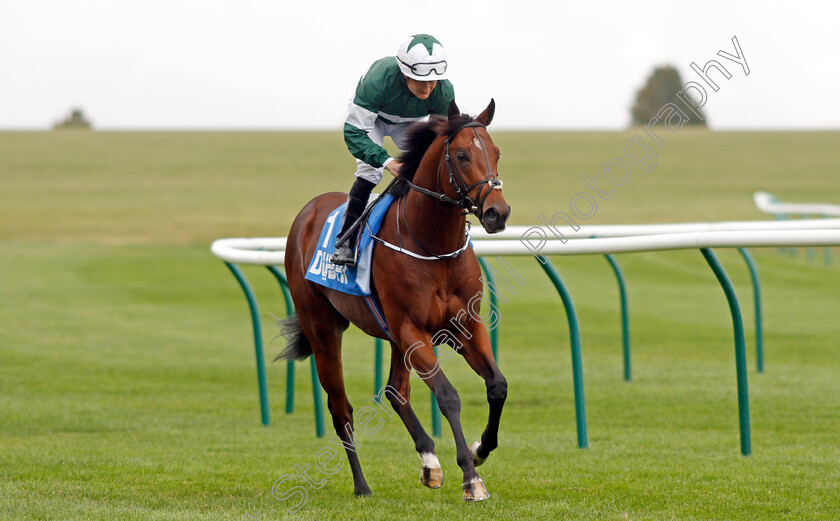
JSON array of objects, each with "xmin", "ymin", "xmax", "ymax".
[
  {"xmin": 343, "ymin": 118, "xmax": 391, "ymax": 169},
  {"xmin": 344, "ymin": 70, "xmax": 392, "ymax": 169}
]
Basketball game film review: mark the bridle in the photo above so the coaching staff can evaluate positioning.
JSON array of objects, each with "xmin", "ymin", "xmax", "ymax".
[
  {"xmin": 402, "ymin": 121, "xmax": 503, "ymax": 222},
  {"xmin": 374, "ymin": 120, "xmax": 502, "ymax": 261}
]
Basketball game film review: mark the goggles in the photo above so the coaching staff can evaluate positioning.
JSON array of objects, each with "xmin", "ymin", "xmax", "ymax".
[{"xmin": 398, "ymin": 57, "xmax": 447, "ymax": 77}]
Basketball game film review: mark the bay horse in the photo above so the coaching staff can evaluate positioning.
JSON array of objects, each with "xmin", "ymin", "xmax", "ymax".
[{"xmin": 279, "ymin": 100, "xmax": 510, "ymax": 501}]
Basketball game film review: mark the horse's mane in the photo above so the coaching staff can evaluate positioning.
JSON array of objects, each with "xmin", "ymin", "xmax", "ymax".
[{"xmin": 391, "ymin": 113, "xmax": 475, "ymax": 198}]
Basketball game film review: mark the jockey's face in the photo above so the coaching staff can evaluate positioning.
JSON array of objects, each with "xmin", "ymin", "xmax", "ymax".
[{"xmin": 404, "ymin": 76, "xmax": 437, "ymax": 100}]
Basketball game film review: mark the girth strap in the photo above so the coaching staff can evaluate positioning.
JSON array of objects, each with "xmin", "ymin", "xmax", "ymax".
[{"xmin": 363, "ymin": 294, "xmax": 396, "ymax": 344}]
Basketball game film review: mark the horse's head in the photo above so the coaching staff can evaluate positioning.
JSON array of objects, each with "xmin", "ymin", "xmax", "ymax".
[{"xmin": 443, "ymin": 99, "xmax": 510, "ymax": 233}]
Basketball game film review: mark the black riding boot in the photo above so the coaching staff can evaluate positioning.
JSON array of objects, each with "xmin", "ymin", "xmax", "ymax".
[{"xmin": 330, "ymin": 178, "xmax": 375, "ymax": 266}]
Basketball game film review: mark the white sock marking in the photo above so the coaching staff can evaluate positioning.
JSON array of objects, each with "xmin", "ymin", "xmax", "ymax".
[{"xmin": 419, "ymin": 452, "xmax": 441, "ymax": 469}]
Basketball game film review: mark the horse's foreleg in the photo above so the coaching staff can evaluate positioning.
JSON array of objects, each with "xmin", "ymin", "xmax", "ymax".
[
  {"xmin": 400, "ymin": 331, "xmax": 490, "ymax": 501},
  {"xmin": 458, "ymin": 324, "xmax": 508, "ymax": 467},
  {"xmin": 382, "ymin": 343, "xmax": 441, "ymax": 489}
]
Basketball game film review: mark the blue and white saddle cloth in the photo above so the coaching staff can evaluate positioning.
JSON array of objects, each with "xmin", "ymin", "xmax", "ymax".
[{"xmin": 305, "ymin": 194, "xmax": 396, "ymax": 296}]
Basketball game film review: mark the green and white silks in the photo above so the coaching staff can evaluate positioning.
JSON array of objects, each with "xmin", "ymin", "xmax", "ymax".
[{"xmin": 344, "ymin": 57, "xmax": 454, "ymax": 184}]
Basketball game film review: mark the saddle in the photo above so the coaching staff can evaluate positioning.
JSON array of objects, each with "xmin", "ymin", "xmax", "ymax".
[{"xmin": 305, "ymin": 194, "xmax": 396, "ymax": 296}]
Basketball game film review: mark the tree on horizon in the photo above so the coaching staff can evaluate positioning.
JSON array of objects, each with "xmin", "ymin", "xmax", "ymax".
[
  {"xmin": 631, "ymin": 66, "xmax": 706, "ymax": 127},
  {"xmin": 53, "ymin": 108, "xmax": 92, "ymax": 130}
]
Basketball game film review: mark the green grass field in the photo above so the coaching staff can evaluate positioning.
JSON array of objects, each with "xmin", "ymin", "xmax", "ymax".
[{"xmin": 1, "ymin": 129, "xmax": 838, "ymax": 520}]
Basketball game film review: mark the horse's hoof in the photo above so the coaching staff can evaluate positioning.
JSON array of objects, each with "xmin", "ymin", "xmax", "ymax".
[
  {"xmin": 462, "ymin": 478, "xmax": 490, "ymax": 502},
  {"xmin": 418, "ymin": 452, "xmax": 443, "ymax": 489},
  {"xmin": 470, "ymin": 441, "xmax": 487, "ymax": 466},
  {"xmin": 420, "ymin": 466, "xmax": 443, "ymax": 489},
  {"xmin": 354, "ymin": 485, "xmax": 372, "ymax": 497}
]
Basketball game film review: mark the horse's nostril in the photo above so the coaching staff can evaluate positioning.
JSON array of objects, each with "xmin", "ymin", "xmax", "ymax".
[{"xmin": 483, "ymin": 208, "xmax": 505, "ymax": 232}]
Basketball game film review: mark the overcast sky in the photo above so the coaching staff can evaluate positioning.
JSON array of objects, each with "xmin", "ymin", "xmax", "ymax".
[{"xmin": 1, "ymin": 0, "xmax": 837, "ymax": 130}]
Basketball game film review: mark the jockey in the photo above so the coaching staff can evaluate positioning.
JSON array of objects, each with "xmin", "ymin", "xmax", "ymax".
[{"xmin": 330, "ymin": 34, "xmax": 455, "ymax": 266}]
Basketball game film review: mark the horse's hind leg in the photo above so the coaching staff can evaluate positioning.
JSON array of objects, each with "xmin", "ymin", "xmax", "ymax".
[
  {"xmin": 380, "ymin": 342, "xmax": 442, "ymax": 489},
  {"xmin": 297, "ymin": 303, "xmax": 371, "ymax": 497}
]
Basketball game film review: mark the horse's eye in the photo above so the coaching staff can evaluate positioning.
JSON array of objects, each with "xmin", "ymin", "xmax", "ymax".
[{"xmin": 456, "ymin": 152, "xmax": 468, "ymax": 162}]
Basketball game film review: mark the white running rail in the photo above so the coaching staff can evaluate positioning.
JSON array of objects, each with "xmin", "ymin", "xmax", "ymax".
[
  {"xmin": 211, "ymin": 228, "xmax": 840, "ymax": 265},
  {"xmin": 753, "ymin": 191, "xmax": 840, "ymax": 217},
  {"xmin": 470, "ymin": 217, "xmax": 840, "ymax": 240}
]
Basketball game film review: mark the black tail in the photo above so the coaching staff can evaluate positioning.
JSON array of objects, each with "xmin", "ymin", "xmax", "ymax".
[{"xmin": 273, "ymin": 313, "xmax": 313, "ymax": 361}]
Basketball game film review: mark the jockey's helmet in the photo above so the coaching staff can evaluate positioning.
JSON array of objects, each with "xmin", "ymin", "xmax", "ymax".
[{"xmin": 396, "ymin": 34, "xmax": 448, "ymax": 81}]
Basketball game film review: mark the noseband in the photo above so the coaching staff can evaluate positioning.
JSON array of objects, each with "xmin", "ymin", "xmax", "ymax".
[{"xmin": 403, "ymin": 121, "xmax": 503, "ymax": 222}]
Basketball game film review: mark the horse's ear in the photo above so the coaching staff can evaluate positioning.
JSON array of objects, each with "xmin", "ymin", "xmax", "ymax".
[
  {"xmin": 448, "ymin": 100, "xmax": 460, "ymax": 120},
  {"xmin": 476, "ymin": 98, "xmax": 495, "ymax": 126}
]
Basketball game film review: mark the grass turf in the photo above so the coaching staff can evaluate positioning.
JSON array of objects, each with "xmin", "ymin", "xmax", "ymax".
[{"xmin": 1, "ymin": 129, "xmax": 838, "ymax": 520}]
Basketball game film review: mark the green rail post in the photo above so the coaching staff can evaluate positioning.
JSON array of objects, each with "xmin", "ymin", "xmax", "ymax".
[
  {"xmin": 736, "ymin": 249, "xmax": 764, "ymax": 373},
  {"xmin": 224, "ymin": 262, "xmax": 271, "ymax": 427},
  {"xmin": 308, "ymin": 356, "xmax": 326, "ymax": 438},
  {"xmin": 604, "ymin": 254, "xmax": 631, "ymax": 382},
  {"xmin": 374, "ymin": 338, "xmax": 384, "ymax": 403},
  {"xmin": 537, "ymin": 257, "xmax": 588, "ymax": 449},
  {"xmin": 477, "ymin": 257, "xmax": 500, "ymax": 361},
  {"xmin": 700, "ymin": 248, "xmax": 752, "ymax": 456},
  {"xmin": 805, "ymin": 215, "xmax": 816, "ymax": 262},
  {"xmin": 266, "ymin": 266, "xmax": 326, "ymax": 438},
  {"xmin": 775, "ymin": 213, "xmax": 796, "ymax": 257},
  {"xmin": 823, "ymin": 216, "xmax": 833, "ymax": 267},
  {"xmin": 265, "ymin": 266, "xmax": 296, "ymax": 413},
  {"xmin": 431, "ymin": 345, "xmax": 442, "ymax": 438}
]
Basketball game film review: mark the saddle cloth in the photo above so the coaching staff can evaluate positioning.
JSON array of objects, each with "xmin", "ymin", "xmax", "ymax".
[{"xmin": 304, "ymin": 193, "xmax": 396, "ymax": 296}]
